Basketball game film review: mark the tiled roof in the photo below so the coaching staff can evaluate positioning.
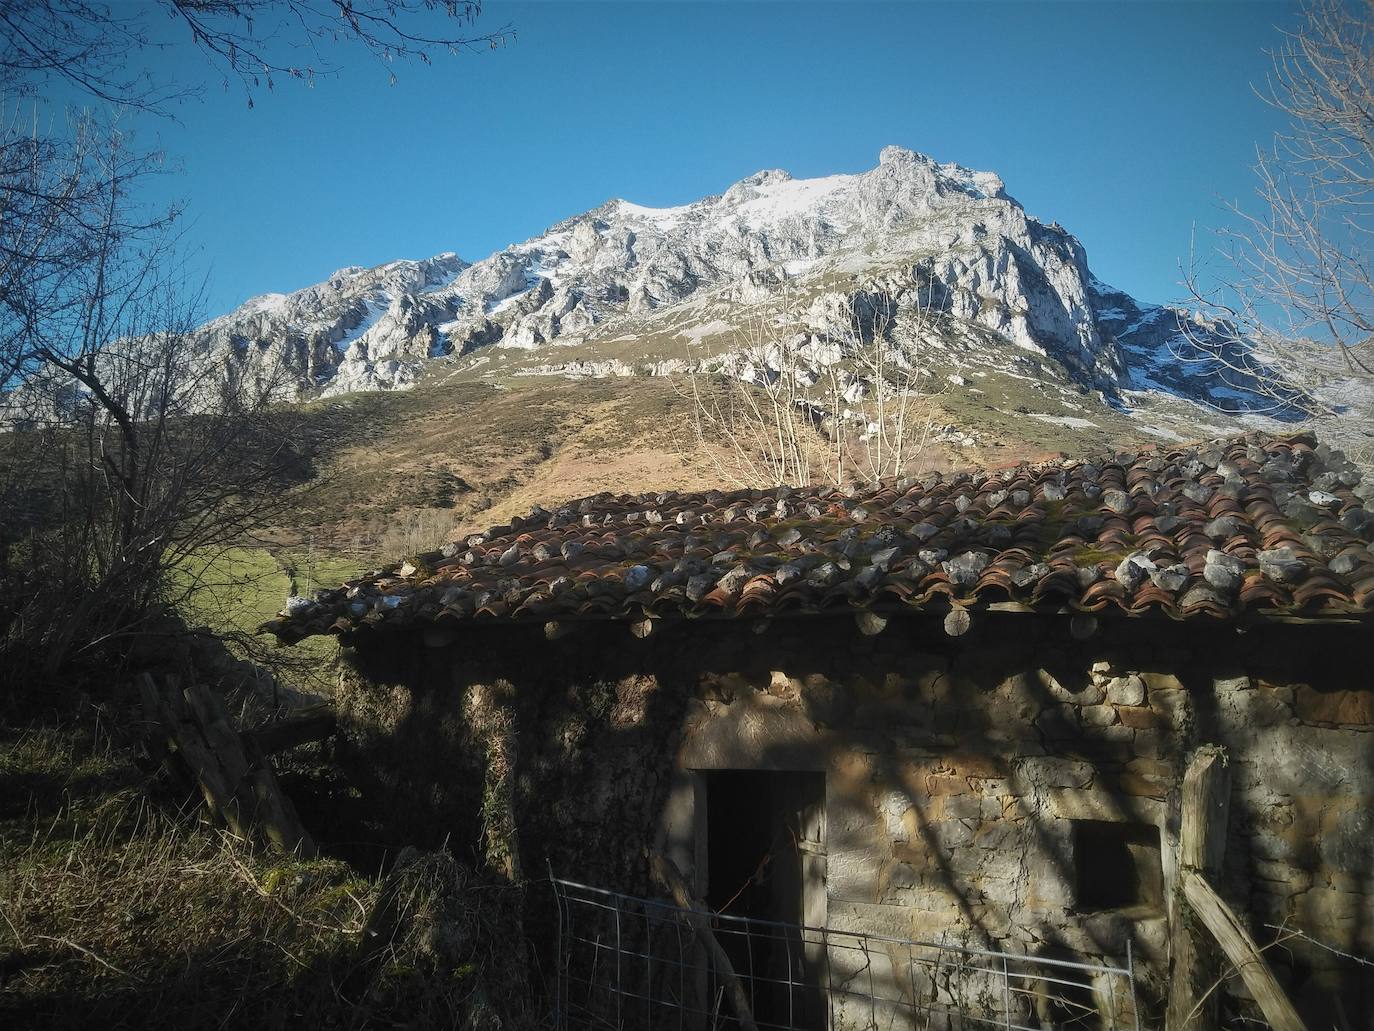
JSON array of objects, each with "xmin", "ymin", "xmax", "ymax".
[{"xmin": 266, "ymin": 432, "xmax": 1374, "ymax": 642}]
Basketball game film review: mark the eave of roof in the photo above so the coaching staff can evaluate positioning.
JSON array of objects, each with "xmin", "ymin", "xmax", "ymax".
[{"xmin": 264, "ymin": 432, "xmax": 1374, "ymax": 643}]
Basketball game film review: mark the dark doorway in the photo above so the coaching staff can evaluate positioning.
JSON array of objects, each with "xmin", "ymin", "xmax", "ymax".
[{"xmin": 703, "ymin": 770, "xmax": 825, "ymax": 1030}]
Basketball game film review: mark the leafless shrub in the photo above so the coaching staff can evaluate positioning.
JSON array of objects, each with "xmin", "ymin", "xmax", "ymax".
[
  {"xmin": 371, "ymin": 507, "xmax": 466, "ymax": 564},
  {"xmin": 822, "ymin": 289, "xmax": 947, "ymax": 486},
  {"xmin": 0, "ymin": 0, "xmax": 520, "ymax": 702},
  {"xmin": 680, "ymin": 287, "xmax": 946, "ymax": 488},
  {"xmin": 680, "ymin": 307, "xmax": 825, "ymax": 488}
]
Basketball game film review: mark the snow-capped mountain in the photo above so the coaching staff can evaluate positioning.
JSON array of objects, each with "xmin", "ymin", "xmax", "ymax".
[{"xmin": 95, "ymin": 147, "xmax": 1298, "ymax": 414}]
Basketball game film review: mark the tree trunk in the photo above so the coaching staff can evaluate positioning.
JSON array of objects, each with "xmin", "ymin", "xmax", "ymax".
[{"xmin": 648, "ymin": 850, "xmax": 760, "ymax": 1031}]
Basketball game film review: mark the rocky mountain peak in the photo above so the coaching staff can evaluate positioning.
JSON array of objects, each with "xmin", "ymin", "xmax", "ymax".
[
  {"xmin": 723, "ymin": 167, "xmax": 794, "ymax": 199},
  {"xmin": 876, "ymin": 144, "xmax": 1008, "ymax": 202},
  {"xmin": 15, "ymin": 146, "xmax": 1310, "ymax": 429}
]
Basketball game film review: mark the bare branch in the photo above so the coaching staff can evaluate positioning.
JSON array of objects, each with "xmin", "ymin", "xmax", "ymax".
[
  {"xmin": 1183, "ymin": 0, "xmax": 1374, "ymax": 468},
  {"xmin": 676, "ymin": 284, "xmax": 947, "ymax": 489},
  {"xmin": 0, "ymin": 0, "xmax": 511, "ymax": 111}
]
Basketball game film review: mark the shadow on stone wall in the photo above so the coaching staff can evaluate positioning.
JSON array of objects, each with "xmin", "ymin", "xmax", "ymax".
[{"xmin": 330, "ymin": 610, "xmax": 1373, "ymax": 1030}]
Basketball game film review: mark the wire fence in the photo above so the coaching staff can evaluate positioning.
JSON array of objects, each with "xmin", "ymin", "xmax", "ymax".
[{"xmin": 549, "ymin": 874, "xmax": 1141, "ymax": 1031}]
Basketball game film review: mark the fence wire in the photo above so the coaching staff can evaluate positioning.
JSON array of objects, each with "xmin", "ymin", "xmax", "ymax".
[{"xmin": 549, "ymin": 875, "xmax": 1141, "ymax": 1031}]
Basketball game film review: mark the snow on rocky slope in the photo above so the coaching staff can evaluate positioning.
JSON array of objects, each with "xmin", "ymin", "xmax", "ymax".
[
  {"xmin": 94, "ymin": 147, "xmax": 1327, "ymax": 421},
  {"xmin": 194, "ymin": 253, "xmax": 469, "ymax": 397}
]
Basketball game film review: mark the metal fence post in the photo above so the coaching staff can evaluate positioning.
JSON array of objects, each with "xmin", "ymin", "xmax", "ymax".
[
  {"xmin": 645, "ymin": 901, "xmax": 653, "ymax": 1031},
  {"xmin": 551, "ymin": 873, "xmax": 566, "ymax": 1031},
  {"xmin": 907, "ymin": 948, "xmax": 919, "ymax": 1031},
  {"xmin": 822, "ymin": 925, "xmax": 834, "ymax": 1031},
  {"xmin": 1128, "ymin": 939, "xmax": 1141, "ymax": 1031},
  {"xmin": 1001, "ymin": 954, "xmax": 1012, "ymax": 1030},
  {"xmin": 614, "ymin": 892, "xmax": 624, "ymax": 1030}
]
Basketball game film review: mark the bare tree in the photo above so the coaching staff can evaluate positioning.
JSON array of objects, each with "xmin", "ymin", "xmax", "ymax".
[
  {"xmin": 822, "ymin": 289, "xmax": 946, "ymax": 486},
  {"xmin": 0, "ymin": 0, "xmax": 514, "ymax": 699},
  {"xmin": 0, "ymin": 115, "xmax": 184, "ymax": 663},
  {"xmin": 681, "ymin": 286, "xmax": 945, "ymax": 489},
  {"xmin": 0, "ymin": 156, "xmax": 309, "ymax": 688},
  {"xmin": 0, "ymin": 0, "xmax": 511, "ymax": 402},
  {"xmin": 1181, "ymin": 0, "xmax": 1374, "ymax": 457},
  {"xmin": 682, "ymin": 306, "xmax": 824, "ymax": 488}
]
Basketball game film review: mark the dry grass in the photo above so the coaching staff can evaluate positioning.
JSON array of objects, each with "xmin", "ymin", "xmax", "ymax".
[
  {"xmin": 0, "ymin": 720, "xmax": 537, "ymax": 1030},
  {"xmin": 279, "ymin": 375, "xmax": 731, "ymax": 552},
  {"xmin": 0, "ymin": 724, "xmax": 366, "ymax": 1029},
  {"xmin": 274, "ymin": 364, "xmax": 1183, "ymax": 559},
  {"xmin": 237, "ymin": 350, "xmax": 1255, "ymax": 637}
]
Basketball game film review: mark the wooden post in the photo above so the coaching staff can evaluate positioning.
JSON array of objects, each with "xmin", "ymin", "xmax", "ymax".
[
  {"xmin": 855, "ymin": 610, "xmax": 887, "ymax": 636},
  {"xmin": 1179, "ymin": 746, "xmax": 1230, "ymax": 876},
  {"xmin": 247, "ymin": 708, "xmax": 336, "ymax": 755},
  {"xmin": 1167, "ymin": 745, "xmax": 1231, "ymax": 1031},
  {"xmin": 138, "ymin": 673, "xmax": 316, "ymax": 857},
  {"xmin": 648, "ymin": 850, "xmax": 760, "ymax": 1031},
  {"xmin": 942, "ymin": 608, "xmax": 972, "ymax": 637},
  {"xmin": 1166, "ymin": 745, "xmax": 1306, "ymax": 1031}
]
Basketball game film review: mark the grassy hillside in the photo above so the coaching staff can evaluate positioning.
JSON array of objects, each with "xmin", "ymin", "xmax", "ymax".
[{"xmin": 266, "ymin": 360, "xmax": 1228, "ymax": 550}]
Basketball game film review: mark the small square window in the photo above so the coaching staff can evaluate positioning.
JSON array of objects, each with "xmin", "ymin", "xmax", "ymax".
[{"xmin": 1072, "ymin": 820, "xmax": 1162, "ymax": 913}]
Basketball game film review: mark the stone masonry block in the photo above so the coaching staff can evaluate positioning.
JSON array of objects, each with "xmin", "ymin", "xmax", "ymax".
[
  {"xmin": 1012, "ymin": 756, "xmax": 1095, "ymax": 790},
  {"xmin": 1141, "ymin": 671, "xmax": 1184, "ymax": 693},
  {"xmin": 1117, "ymin": 705, "xmax": 1163, "ymax": 729},
  {"xmin": 1081, "ymin": 704, "xmax": 1120, "ymax": 727},
  {"xmin": 925, "ymin": 773, "xmax": 968, "ymax": 796},
  {"xmin": 1105, "ymin": 674, "xmax": 1146, "ymax": 706},
  {"xmin": 1295, "ymin": 686, "xmax": 1374, "ymax": 727}
]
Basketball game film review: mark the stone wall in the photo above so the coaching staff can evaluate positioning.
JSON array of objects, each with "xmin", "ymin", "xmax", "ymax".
[{"xmin": 331, "ymin": 611, "xmax": 1373, "ymax": 1027}]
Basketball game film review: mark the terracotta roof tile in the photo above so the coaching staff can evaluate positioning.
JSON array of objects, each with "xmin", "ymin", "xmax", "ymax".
[{"xmin": 265, "ymin": 432, "xmax": 1374, "ymax": 641}]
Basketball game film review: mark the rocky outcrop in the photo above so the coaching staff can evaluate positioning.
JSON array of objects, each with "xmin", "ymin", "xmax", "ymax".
[{"xmin": 194, "ymin": 253, "xmax": 467, "ymax": 398}]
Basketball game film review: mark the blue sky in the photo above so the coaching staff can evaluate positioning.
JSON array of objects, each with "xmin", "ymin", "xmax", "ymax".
[{"xmin": 115, "ymin": 0, "xmax": 1301, "ymax": 318}]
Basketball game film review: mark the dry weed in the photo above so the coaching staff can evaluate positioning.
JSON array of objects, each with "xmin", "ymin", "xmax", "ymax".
[{"xmin": 0, "ymin": 723, "xmax": 540, "ymax": 1030}]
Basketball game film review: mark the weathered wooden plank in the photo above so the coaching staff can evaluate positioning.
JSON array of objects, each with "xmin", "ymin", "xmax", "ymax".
[
  {"xmin": 184, "ymin": 682, "xmax": 252, "ymax": 788},
  {"xmin": 242, "ymin": 734, "xmax": 317, "ymax": 857},
  {"xmin": 1182, "ymin": 871, "xmax": 1307, "ymax": 1031},
  {"xmin": 186, "ymin": 682, "xmax": 316, "ymax": 857},
  {"xmin": 140, "ymin": 674, "xmax": 315, "ymax": 856}
]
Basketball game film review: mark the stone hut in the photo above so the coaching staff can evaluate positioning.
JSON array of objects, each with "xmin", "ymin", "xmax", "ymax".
[{"xmin": 269, "ymin": 432, "xmax": 1374, "ymax": 1030}]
